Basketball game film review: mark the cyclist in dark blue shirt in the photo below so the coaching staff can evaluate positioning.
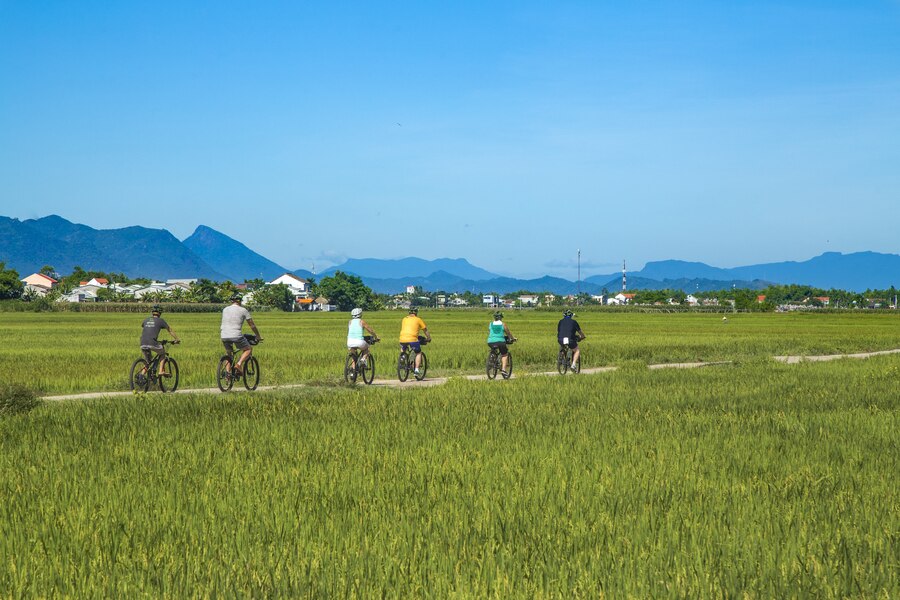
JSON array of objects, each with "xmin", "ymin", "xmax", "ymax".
[{"xmin": 557, "ymin": 309, "xmax": 585, "ymax": 370}]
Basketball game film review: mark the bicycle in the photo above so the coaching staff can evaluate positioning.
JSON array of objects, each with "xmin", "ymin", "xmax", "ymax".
[
  {"xmin": 397, "ymin": 336, "xmax": 429, "ymax": 382},
  {"xmin": 556, "ymin": 338, "xmax": 584, "ymax": 375},
  {"xmin": 130, "ymin": 340, "xmax": 180, "ymax": 393},
  {"xmin": 486, "ymin": 337, "xmax": 516, "ymax": 380},
  {"xmin": 345, "ymin": 336, "xmax": 378, "ymax": 385},
  {"xmin": 217, "ymin": 334, "xmax": 262, "ymax": 392}
]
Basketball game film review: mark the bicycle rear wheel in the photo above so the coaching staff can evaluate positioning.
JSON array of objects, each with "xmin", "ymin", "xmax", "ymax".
[
  {"xmin": 217, "ymin": 356, "xmax": 234, "ymax": 392},
  {"xmin": 158, "ymin": 358, "xmax": 179, "ymax": 392},
  {"xmin": 362, "ymin": 354, "xmax": 375, "ymax": 385},
  {"xmin": 397, "ymin": 352, "xmax": 410, "ymax": 382},
  {"xmin": 130, "ymin": 358, "xmax": 150, "ymax": 392},
  {"xmin": 345, "ymin": 353, "xmax": 358, "ymax": 383},
  {"xmin": 486, "ymin": 351, "xmax": 499, "ymax": 379},
  {"xmin": 415, "ymin": 351, "xmax": 428, "ymax": 381},
  {"xmin": 557, "ymin": 349, "xmax": 568, "ymax": 374},
  {"xmin": 243, "ymin": 356, "xmax": 260, "ymax": 390},
  {"xmin": 503, "ymin": 353, "xmax": 513, "ymax": 379}
]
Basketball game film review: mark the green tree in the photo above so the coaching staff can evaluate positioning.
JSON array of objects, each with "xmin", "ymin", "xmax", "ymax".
[
  {"xmin": 0, "ymin": 263, "xmax": 24, "ymax": 300},
  {"xmin": 250, "ymin": 284, "xmax": 294, "ymax": 311},
  {"xmin": 189, "ymin": 279, "xmax": 221, "ymax": 303},
  {"xmin": 315, "ymin": 271, "xmax": 376, "ymax": 312}
]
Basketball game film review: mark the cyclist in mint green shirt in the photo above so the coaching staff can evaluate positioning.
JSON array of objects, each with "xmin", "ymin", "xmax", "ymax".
[{"xmin": 487, "ymin": 311, "xmax": 515, "ymax": 376}]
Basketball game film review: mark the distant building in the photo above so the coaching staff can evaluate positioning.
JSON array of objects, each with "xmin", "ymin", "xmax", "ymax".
[
  {"xmin": 518, "ymin": 294, "xmax": 539, "ymax": 306},
  {"xmin": 21, "ymin": 273, "xmax": 58, "ymax": 296},
  {"xmin": 482, "ymin": 294, "xmax": 498, "ymax": 307},
  {"xmin": 268, "ymin": 273, "xmax": 310, "ymax": 299}
]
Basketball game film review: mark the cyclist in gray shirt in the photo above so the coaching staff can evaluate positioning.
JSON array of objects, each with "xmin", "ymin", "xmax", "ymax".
[
  {"xmin": 221, "ymin": 293, "xmax": 262, "ymax": 375},
  {"xmin": 140, "ymin": 305, "xmax": 180, "ymax": 376}
]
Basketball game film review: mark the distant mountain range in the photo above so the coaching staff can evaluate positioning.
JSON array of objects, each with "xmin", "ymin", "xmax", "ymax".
[
  {"xmin": 1, "ymin": 214, "xmax": 897, "ymax": 292},
  {"xmin": 0, "ymin": 215, "xmax": 226, "ymax": 280}
]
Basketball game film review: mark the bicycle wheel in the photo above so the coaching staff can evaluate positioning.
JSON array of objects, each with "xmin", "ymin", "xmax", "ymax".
[
  {"xmin": 345, "ymin": 353, "xmax": 358, "ymax": 383},
  {"xmin": 362, "ymin": 354, "xmax": 376, "ymax": 385},
  {"xmin": 557, "ymin": 349, "xmax": 568, "ymax": 374},
  {"xmin": 486, "ymin": 350, "xmax": 499, "ymax": 380},
  {"xmin": 415, "ymin": 351, "xmax": 428, "ymax": 381},
  {"xmin": 130, "ymin": 358, "xmax": 150, "ymax": 392},
  {"xmin": 217, "ymin": 356, "xmax": 234, "ymax": 392},
  {"xmin": 397, "ymin": 351, "xmax": 410, "ymax": 382},
  {"xmin": 503, "ymin": 353, "xmax": 513, "ymax": 379},
  {"xmin": 243, "ymin": 356, "xmax": 260, "ymax": 390},
  {"xmin": 158, "ymin": 357, "xmax": 180, "ymax": 392}
]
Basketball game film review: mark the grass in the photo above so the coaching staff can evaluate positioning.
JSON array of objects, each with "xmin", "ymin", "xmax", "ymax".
[
  {"xmin": 1, "ymin": 355, "xmax": 898, "ymax": 597},
  {"xmin": 1, "ymin": 309, "xmax": 898, "ymax": 394}
]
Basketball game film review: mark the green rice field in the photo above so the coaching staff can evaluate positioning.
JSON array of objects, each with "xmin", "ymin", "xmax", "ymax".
[
  {"xmin": 0, "ymin": 310, "xmax": 898, "ymax": 596},
  {"xmin": 1, "ymin": 309, "xmax": 898, "ymax": 394}
]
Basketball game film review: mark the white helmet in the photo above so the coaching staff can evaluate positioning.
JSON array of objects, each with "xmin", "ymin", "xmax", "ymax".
[{"xmin": 351, "ymin": 308, "xmax": 363, "ymax": 318}]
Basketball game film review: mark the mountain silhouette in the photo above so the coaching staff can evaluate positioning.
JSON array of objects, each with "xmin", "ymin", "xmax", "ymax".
[{"xmin": 183, "ymin": 225, "xmax": 289, "ymax": 281}]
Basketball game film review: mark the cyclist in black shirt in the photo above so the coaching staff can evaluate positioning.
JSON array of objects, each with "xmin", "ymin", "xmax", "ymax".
[
  {"xmin": 140, "ymin": 305, "xmax": 180, "ymax": 376},
  {"xmin": 557, "ymin": 309, "xmax": 585, "ymax": 370}
]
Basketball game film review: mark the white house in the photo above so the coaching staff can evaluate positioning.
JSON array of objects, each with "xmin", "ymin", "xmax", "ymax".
[
  {"xmin": 685, "ymin": 294, "xmax": 699, "ymax": 306},
  {"xmin": 518, "ymin": 295, "xmax": 539, "ymax": 306},
  {"xmin": 21, "ymin": 273, "xmax": 58, "ymax": 296},
  {"xmin": 483, "ymin": 294, "xmax": 498, "ymax": 307},
  {"xmin": 449, "ymin": 295, "xmax": 468, "ymax": 307},
  {"xmin": 268, "ymin": 273, "xmax": 311, "ymax": 299},
  {"xmin": 613, "ymin": 293, "xmax": 636, "ymax": 305},
  {"xmin": 132, "ymin": 282, "xmax": 168, "ymax": 299},
  {"xmin": 62, "ymin": 288, "xmax": 99, "ymax": 303},
  {"xmin": 405, "ymin": 285, "xmax": 417, "ymax": 295}
]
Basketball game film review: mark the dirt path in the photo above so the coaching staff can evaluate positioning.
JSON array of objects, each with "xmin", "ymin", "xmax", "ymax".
[{"xmin": 41, "ymin": 350, "xmax": 899, "ymax": 402}]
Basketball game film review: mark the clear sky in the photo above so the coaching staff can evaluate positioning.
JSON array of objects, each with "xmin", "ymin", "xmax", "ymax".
[{"xmin": 1, "ymin": 1, "xmax": 898, "ymax": 279}]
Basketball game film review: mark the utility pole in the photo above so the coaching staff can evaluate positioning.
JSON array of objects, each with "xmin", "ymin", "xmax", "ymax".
[{"xmin": 577, "ymin": 249, "xmax": 581, "ymax": 299}]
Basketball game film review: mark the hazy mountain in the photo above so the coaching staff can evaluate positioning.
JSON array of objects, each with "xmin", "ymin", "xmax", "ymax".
[
  {"xmin": 0, "ymin": 215, "xmax": 225, "ymax": 280},
  {"xmin": 292, "ymin": 268, "xmax": 315, "ymax": 280},
  {"xmin": 3, "ymin": 214, "xmax": 896, "ymax": 292},
  {"xmin": 183, "ymin": 225, "xmax": 288, "ymax": 281},
  {"xmin": 595, "ymin": 252, "xmax": 900, "ymax": 292},
  {"xmin": 320, "ymin": 257, "xmax": 500, "ymax": 280},
  {"xmin": 725, "ymin": 252, "xmax": 899, "ymax": 291}
]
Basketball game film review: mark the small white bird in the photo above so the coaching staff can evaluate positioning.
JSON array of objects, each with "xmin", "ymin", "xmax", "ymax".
[{"xmin": 722, "ymin": 316, "xmax": 728, "ymax": 322}]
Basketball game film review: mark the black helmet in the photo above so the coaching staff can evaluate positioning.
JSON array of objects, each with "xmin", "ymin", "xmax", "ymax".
[
  {"xmin": 409, "ymin": 307, "xmax": 418, "ymax": 314},
  {"xmin": 230, "ymin": 293, "xmax": 242, "ymax": 302},
  {"xmin": 563, "ymin": 309, "xmax": 574, "ymax": 317},
  {"xmin": 151, "ymin": 305, "xmax": 162, "ymax": 314},
  {"xmin": 493, "ymin": 311, "xmax": 503, "ymax": 320}
]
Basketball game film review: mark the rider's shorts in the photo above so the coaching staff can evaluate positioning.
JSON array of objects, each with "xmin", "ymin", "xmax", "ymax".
[
  {"xmin": 558, "ymin": 337, "xmax": 578, "ymax": 350},
  {"xmin": 140, "ymin": 343, "xmax": 166, "ymax": 360},
  {"xmin": 222, "ymin": 336, "xmax": 251, "ymax": 354},
  {"xmin": 347, "ymin": 338, "xmax": 369, "ymax": 350},
  {"xmin": 488, "ymin": 341, "xmax": 509, "ymax": 354},
  {"xmin": 401, "ymin": 341, "xmax": 422, "ymax": 354}
]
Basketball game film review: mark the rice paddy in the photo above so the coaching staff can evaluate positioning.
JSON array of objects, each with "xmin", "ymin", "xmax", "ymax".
[{"xmin": 0, "ymin": 310, "xmax": 897, "ymax": 596}]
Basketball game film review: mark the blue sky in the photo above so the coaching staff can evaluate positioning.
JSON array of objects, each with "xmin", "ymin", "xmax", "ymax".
[{"xmin": 1, "ymin": 1, "xmax": 898, "ymax": 279}]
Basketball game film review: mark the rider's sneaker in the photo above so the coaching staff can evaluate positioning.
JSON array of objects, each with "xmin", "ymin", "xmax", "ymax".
[
  {"xmin": 500, "ymin": 370, "xmax": 508, "ymax": 377},
  {"xmin": 359, "ymin": 357, "xmax": 367, "ymax": 366},
  {"xmin": 414, "ymin": 368, "xmax": 420, "ymax": 375},
  {"xmin": 571, "ymin": 362, "xmax": 578, "ymax": 370}
]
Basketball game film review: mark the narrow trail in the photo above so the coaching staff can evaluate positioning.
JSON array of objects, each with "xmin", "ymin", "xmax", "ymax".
[{"xmin": 40, "ymin": 349, "xmax": 900, "ymax": 403}]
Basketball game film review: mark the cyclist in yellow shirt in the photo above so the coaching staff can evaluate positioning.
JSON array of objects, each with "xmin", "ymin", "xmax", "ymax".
[{"xmin": 399, "ymin": 307, "xmax": 431, "ymax": 376}]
